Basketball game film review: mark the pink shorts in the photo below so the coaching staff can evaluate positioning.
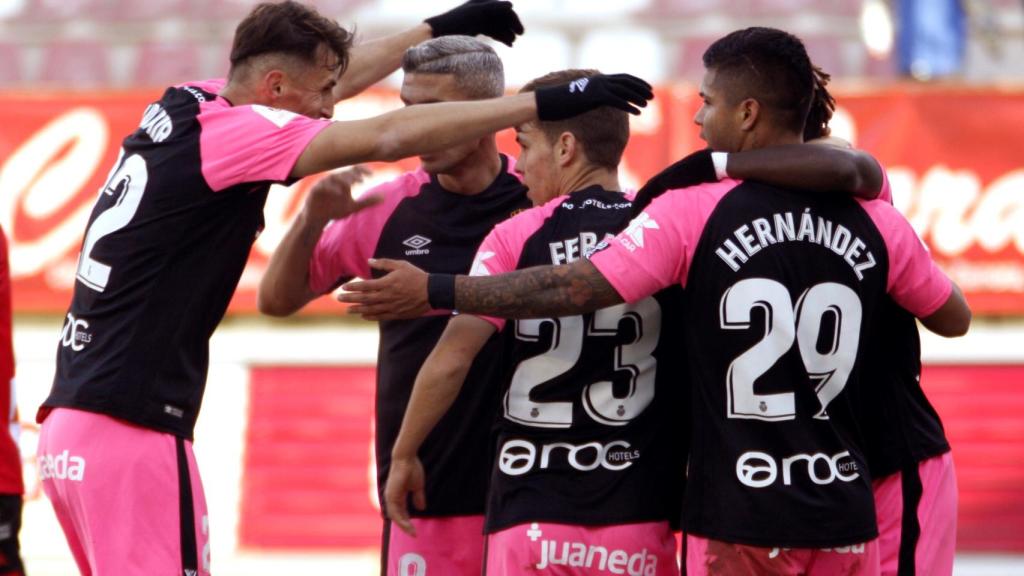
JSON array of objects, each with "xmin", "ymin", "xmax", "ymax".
[
  {"xmin": 38, "ymin": 408, "xmax": 209, "ymax": 576},
  {"xmin": 486, "ymin": 521, "xmax": 679, "ymax": 576},
  {"xmin": 873, "ymin": 452, "xmax": 957, "ymax": 576},
  {"xmin": 686, "ymin": 534, "xmax": 879, "ymax": 576},
  {"xmin": 384, "ymin": 515, "xmax": 485, "ymax": 576}
]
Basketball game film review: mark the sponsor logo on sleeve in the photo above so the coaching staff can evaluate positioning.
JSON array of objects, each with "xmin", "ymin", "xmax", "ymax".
[
  {"xmin": 618, "ymin": 212, "xmax": 659, "ymax": 252},
  {"xmin": 470, "ymin": 251, "xmax": 496, "ymax": 277},
  {"xmin": 251, "ymin": 105, "xmax": 300, "ymax": 128}
]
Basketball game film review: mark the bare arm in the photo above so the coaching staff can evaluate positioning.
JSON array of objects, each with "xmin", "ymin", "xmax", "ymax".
[
  {"xmin": 258, "ymin": 168, "xmax": 377, "ymax": 316},
  {"xmin": 385, "ymin": 314, "xmax": 496, "ymax": 535},
  {"xmin": 338, "ymin": 258, "xmax": 623, "ymax": 320},
  {"xmin": 726, "ymin": 139, "xmax": 884, "ymax": 199},
  {"xmin": 293, "ymin": 73, "xmax": 653, "ymax": 178},
  {"xmin": 293, "ymin": 93, "xmax": 538, "ymax": 178},
  {"xmin": 333, "ymin": 24, "xmax": 432, "ymax": 102},
  {"xmin": 919, "ymin": 282, "xmax": 971, "ymax": 337}
]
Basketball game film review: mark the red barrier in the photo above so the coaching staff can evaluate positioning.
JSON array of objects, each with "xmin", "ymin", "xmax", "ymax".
[{"xmin": 242, "ymin": 364, "xmax": 1024, "ymax": 553}]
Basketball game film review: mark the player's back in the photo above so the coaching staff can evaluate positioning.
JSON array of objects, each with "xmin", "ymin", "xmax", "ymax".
[
  {"xmin": 680, "ymin": 180, "xmax": 889, "ymax": 547},
  {"xmin": 475, "ymin": 186, "xmax": 687, "ymax": 532},
  {"xmin": 44, "ymin": 79, "xmax": 330, "ymax": 438}
]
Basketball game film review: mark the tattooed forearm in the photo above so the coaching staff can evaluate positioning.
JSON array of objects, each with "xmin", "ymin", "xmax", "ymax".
[{"xmin": 454, "ymin": 260, "xmax": 623, "ymax": 318}]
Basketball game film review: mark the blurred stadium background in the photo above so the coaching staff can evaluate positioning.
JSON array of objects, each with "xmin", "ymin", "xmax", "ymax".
[{"xmin": 2, "ymin": 0, "xmax": 1023, "ymax": 574}]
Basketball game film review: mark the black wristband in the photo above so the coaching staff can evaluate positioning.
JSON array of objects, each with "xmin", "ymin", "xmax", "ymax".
[{"xmin": 427, "ymin": 273, "xmax": 457, "ymax": 310}]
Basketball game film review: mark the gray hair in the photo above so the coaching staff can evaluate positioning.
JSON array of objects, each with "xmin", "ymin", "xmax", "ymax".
[{"xmin": 401, "ymin": 36, "xmax": 505, "ymax": 99}]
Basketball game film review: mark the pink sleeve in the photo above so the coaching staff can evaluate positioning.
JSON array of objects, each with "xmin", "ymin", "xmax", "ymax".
[
  {"xmin": 591, "ymin": 180, "xmax": 736, "ymax": 302},
  {"xmin": 466, "ymin": 202, "xmax": 555, "ymax": 330},
  {"xmin": 859, "ymin": 199, "xmax": 952, "ymax": 317},
  {"xmin": 308, "ymin": 170, "xmax": 429, "ymax": 294},
  {"xmin": 198, "ymin": 101, "xmax": 331, "ymax": 192}
]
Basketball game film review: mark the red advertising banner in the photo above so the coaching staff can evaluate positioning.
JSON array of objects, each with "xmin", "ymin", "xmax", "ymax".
[
  {"xmin": 1, "ymin": 86, "xmax": 1022, "ymax": 314},
  {"xmin": 243, "ymin": 364, "xmax": 1024, "ymax": 553}
]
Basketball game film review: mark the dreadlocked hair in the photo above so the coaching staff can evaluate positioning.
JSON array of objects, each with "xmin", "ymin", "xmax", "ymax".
[{"xmin": 803, "ymin": 65, "xmax": 836, "ymax": 141}]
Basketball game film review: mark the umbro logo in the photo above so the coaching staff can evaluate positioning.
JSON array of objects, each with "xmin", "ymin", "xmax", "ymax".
[
  {"xmin": 403, "ymin": 235, "xmax": 432, "ymax": 255},
  {"xmin": 621, "ymin": 212, "xmax": 659, "ymax": 251},
  {"xmin": 569, "ymin": 78, "xmax": 590, "ymax": 93},
  {"xmin": 184, "ymin": 570, "xmax": 197, "ymax": 576}
]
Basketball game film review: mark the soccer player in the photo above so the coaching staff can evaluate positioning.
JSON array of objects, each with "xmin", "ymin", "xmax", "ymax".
[
  {"xmin": 639, "ymin": 68, "xmax": 959, "ymax": 576},
  {"xmin": 258, "ymin": 35, "xmax": 530, "ymax": 576},
  {"xmin": 383, "ymin": 69, "xmax": 687, "ymax": 576},
  {"xmin": 339, "ymin": 27, "xmax": 971, "ymax": 576},
  {"xmin": 0, "ymin": 226, "xmax": 24, "ymax": 576},
  {"xmin": 33, "ymin": 1, "xmax": 653, "ymax": 574}
]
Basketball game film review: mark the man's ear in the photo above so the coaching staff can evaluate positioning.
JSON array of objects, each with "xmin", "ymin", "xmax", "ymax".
[
  {"xmin": 257, "ymin": 69, "xmax": 287, "ymax": 102},
  {"xmin": 556, "ymin": 131, "xmax": 578, "ymax": 168},
  {"xmin": 739, "ymin": 98, "xmax": 760, "ymax": 132}
]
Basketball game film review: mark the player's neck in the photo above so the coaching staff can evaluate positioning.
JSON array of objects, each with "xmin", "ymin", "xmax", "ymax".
[
  {"xmin": 219, "ymin": 81, "xmax": 259, "ymax": 107},
  {"xmin": 741, "ymin": 128, "xmax": 803, "ymax": 151},
  {"xmin": 563, "ymin": 165, "xmax": 620, "ymax": 197},
  {"xmin": 436, "ymin": 142, "xmax": 503, "ymax": 196}
]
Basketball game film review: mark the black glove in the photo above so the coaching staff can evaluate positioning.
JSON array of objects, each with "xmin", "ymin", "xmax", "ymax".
[
  {"xmin": 425, "ymin": 0, "xmax": 525, "ymax": 47},
  {"xmin": 535, "ymin": 74, "xmax": 653, "ymax": 122},
  {"xmin": 631, "ymin": 149, "xmax": 716, "ymax": 216}
]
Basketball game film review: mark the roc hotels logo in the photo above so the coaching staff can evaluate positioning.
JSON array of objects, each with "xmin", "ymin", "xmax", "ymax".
[
  {"xmin": 403, "ymin": 235, "xmax": 432, "ymax": 256},
  {"xmin": 528, "ymin": 523, "xmax": 658, "ymax": 575},
  {"xmin": 39, "ymin": 450, "xmax": 86, "ymax": 482}
]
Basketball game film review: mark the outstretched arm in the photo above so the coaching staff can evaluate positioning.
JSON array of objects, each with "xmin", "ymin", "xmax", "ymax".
[
  {"xmin": 258, "ymin": 167, "xmax": 377, "ymax": 316},
  {"xmin": 338, "ymin": 258, "xmax": 623, "ymax": 320},
  {"xmin": 335, "ymin": 1, "xmax": 525, "ymax": 101},
  {"xmin": 334, "ymin": 25, "xmax": 433, "ymax": 102},
  {"xmin": 385, "ymin": 315, "xmax": 497, "ymax": 535},
  {"xmin": 293, "ymin": 73, "xmax": 652, "ymax": 178}
]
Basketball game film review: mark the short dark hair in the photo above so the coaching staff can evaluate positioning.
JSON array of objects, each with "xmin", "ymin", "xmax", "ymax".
[
  {"xmin": 703, "ymin": 27, "xmax": 815, "ymax": 135},
  {"xmin": 520, "ymin": 69, "xmax": 629, "ymax": 170},
  {"xmin": 229, "ymin": 1, "xmax": 353, "ymax": 78}
]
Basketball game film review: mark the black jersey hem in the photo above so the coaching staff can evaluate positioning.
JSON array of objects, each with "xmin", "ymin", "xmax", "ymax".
[
  {"xmin": 40, "ymin": 400, "xmax": 194, "ymax": 440},
  {"xmin": 870, "ymin": 443, "xmax": 951, "ymax": 479},
  {"xmin": 485, "ymin": 512, "xmax": 672, "ymax": 535},
  {"xmin": 683, "ymin": 526, "xmax": 879, "ymax": 549}
]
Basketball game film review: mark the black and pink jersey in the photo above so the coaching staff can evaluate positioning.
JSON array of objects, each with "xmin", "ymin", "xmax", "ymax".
[
  {"xmin": 42, "ymin": 79, "xmax": 331, "ymax": 439},
  {"xmin": 469, "ymin": 186, "xmax": 687, "ymax": 532},
  {"xmin": 309, "ymin": 156, "xmax": 529, "ymax": 518},
  {"xmin": 852, "ymin": 173, "xmax": 949, "ymax": 479},
  {"xmin": 591, "ymin": 179, "xmax": 952, "ymax": 548}
]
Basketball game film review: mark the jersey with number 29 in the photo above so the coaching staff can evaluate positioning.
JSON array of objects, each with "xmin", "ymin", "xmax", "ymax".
[
  {"xmin": 471, "ymin": 186, "xmax": 687, "ymax": 532},
  {"xmin": 42, "ymin": 79, "xmax": 331, "ymax": 439},
  {"xmin": 591, "ymin": 179, "xmax": 952, "ymax": 547}
]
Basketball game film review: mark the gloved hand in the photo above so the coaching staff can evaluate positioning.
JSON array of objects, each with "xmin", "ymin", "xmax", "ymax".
[
  {"xmin": 425, "ymin": 0, "xmax": 525, "ymax": 47},
  {"xmin": 534, "ymin": 74, "xmax": 653, "ymax": 121},
  {"xmin": 631, "ymin": 149, "xmax": 716, "ymax": 216}
]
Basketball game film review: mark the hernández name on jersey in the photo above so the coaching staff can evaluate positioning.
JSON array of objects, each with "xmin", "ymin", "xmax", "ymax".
[
  {"xmin": 590, "ymin": 177, "xmax": 952, "ymax": 548},
  {"xmin": 714, "ymin": 208, "xmax": 878, "ymax": 280},
  {"xmin": 309, "ymin": 156, "xmax": 530, "ymax": 518}
]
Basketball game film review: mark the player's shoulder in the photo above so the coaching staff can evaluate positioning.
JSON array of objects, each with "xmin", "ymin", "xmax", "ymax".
[
  {"xmin": 363, "ymin": 167, "xmax": 431, "ymax": 201},
  {"xmin": 648, "ymin": 178, "xmax": 740, "ymax": 213}
]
